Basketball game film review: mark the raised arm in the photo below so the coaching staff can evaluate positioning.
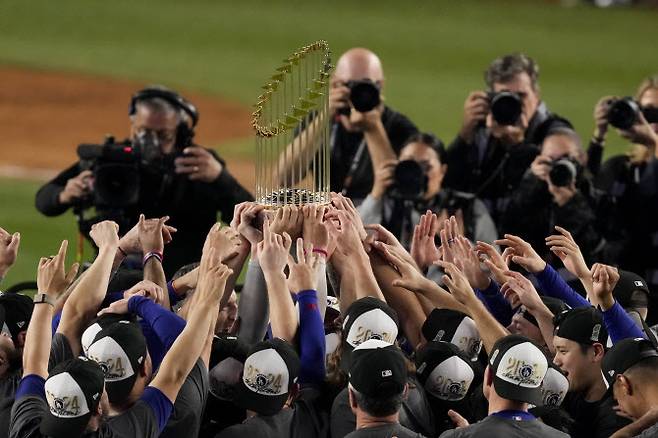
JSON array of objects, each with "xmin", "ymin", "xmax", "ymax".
[
  {"xmin": 57, "ymin": 222, "xmax": 118, "ymax": 356},
  {"xmin": 139, "ymin": 215, "xmax": 170, "ymax": 309},
  {"xmin": 0, "ymin": 226, "xmax": 20, "ymax": 285}
]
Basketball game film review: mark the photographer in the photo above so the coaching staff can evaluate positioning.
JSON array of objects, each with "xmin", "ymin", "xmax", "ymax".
[
  {"xmin": 35, "ymin": 87, "xmax": 253, "ymax": 276},
  {"xmin": 589, "ymin": 75, "xmax": 658, "ymax": 322},
  {"xmin": 444, "ymin": 53, "xmax": 572, "ymax": 223},
  {"xmin": 279, "ymin": 47, "xmax": 418, "ymax": 202},
  {"xmin": 357, "ymin": 133, "xmax": 497, "ymax": 248},
  {"xmin": 501, "ymin": 128, "xmax": 603, "ymax": 265}
]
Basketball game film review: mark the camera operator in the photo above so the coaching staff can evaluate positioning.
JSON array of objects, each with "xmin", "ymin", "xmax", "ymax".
[
  {"xmin": 279, "ymin": 47, "xmax": 418, "ymax": 203},
  {"xmin": 501, "ymin": 128, "xmax": 603, "ymax": 265},
  {"xmin": 357, "ymin": 133, "xmax": 498, "ymax": 248},
  {"xmin": 444, "ymin": 53, "xmax": 572, "ymax": 223},
  {"xmin": 589, "ymin": 75, "xmax": 658, "ymax": 323},
  {"xmin": 35, "ymin": 86, "xmax": 253, "ymax": 276}
]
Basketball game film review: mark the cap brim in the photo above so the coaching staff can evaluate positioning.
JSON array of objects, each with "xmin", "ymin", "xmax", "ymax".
[
  {"xmin": 493, "ymin": 376, "xmax": 543, "ymax": 406},
  {"xmin": 233, "ymin": 378, "xmax": 288, "ymax": 416},
  {"xmin": 40, "ymin": 410, "xmax": 91, "ymax": 438}
]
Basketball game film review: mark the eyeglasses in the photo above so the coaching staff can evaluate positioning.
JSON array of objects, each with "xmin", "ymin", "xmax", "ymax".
[{"xmin": 134, "ymin": 128, "xmax": 176, "ymax": 145}]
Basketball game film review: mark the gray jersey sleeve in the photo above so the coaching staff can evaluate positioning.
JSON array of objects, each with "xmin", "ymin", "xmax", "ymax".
[{"xmin": 236, "ymin": 260, "xmax": 269, "ymax": 345}]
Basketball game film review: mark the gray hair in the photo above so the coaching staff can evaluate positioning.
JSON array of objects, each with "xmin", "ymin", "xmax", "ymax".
[{"xmin": 485, "ymin": 53, "xmax": 539, "ymax": 91}]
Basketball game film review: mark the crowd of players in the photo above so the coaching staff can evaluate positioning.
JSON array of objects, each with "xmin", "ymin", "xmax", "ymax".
[{"xmin": 1, "ymin": 48, "xmax": 658, "ymax": 437}]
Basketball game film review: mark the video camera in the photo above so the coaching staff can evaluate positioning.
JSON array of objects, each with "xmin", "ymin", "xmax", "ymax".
[
  {"xmin": 488, "ymin": 91, "xmax": 523, "ymax": 126},
  {"xmin": 608, "ymin": 97, "xmax": 658, "ymax": 130},
  {"xmin": 337, "ymin": 79, "xmax": 381, "ymax": 116}
]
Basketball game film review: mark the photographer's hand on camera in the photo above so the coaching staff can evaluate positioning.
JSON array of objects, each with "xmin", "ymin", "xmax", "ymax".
[
  {"xmin": 329, "ymin": 81, "xmax": 350, "ymax": 116},
  {"xmin": 530, "ymin": 155, "xmax": 552, "ymax": 182},
  {"xmin": 618, "ymin": 111, "xmax": 658, "ymax": 149},
  {"xmin": 593, "ymin": 95, "xmax": 615, "ymax": 143},
  {"xmin": 459, "ymin": 91, "xmax": 489, "ymax": 144},
  {"xmin": 174, "ymin": 146, "xmax": 224, "ymax": 182},
  {"xmin": 548, "ymin": 180, "xmax": 577, "ymax": 207},
  {"xmin": 370, "ymin": 159, "xmax": 397, "ymax": 200},
  {"xmin": 58, "ymin": 169, "xmax": 93, "ymax": 205}
]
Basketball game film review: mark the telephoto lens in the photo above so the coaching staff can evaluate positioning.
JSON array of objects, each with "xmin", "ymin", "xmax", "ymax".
[
  {"xmin": 390, "ymin": 160, "xmax": 427, "ymax": 200},
  {"xmin": 346, "ymin": 79, "xmax": 381, "ymax": 113},
  {"xmin": 489, "ymin": 91, "xmax": 522, "ymax": 126},
  {"xmin": 548, "ymin": 158, "xmax": 577, "ymax": 188},
  {"xmin": 608, "ymin": 97, "xmax": 640, "ymax": 130}
]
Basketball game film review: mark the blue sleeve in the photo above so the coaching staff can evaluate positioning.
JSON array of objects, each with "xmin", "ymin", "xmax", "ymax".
[
  {"xmin": 167, "ymin": 281, "xmax": 185, "ymax": 306},
  {"xmin": 102, "ymin": 291, "xmax": 126, "ymax": 308},
  {"xmin": 51, "ymin": 311, "xmax": 61, "ymax": 336},
  {"xmin": 602, "ymin": 301, "xmax": 646, "ymax": 344},
  {"xmin": 128, "ymin": 296, "xmax": 186, "ymax": 350},
  {"xmin": 140, "ymin": 386, "xmax": 174, "ymax": 432},
  {"xmin": 475, "ymin": 281, "xmax": 514, "ymax": 327},
  {"xmin": 297, "ymin": 289, "xmax": 326, "ymax": 385},
  {"xmin": 140, "ymin": 320, "xmax": 167, "ymax": 371},
  {"xmin": 15, "ymin": 375, "xmax": 46, "ymax": 399},
  {"xmin": 533, "ymin": 264, "xmax": 590, "ymax": 309}
]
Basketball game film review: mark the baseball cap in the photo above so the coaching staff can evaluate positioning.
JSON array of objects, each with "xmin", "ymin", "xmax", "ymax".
[
  {"xmin": 488, "ymin": 335, "xmax": 548, "ymax": 405},
  {"xmin": 349, "ymin": 339, "xmax": 407, "ymax": 398},
  {"xmin": 40, "ymin": 357, "xmax": 105, "ymax": 438},
  {"xmin": 81, "ymin": 313, "xmax": 136, "ymax": 356},
  {"xmin": 415, "ymin": 341, "xmax": 476, "ymax": 402},
  {"xmin": 520, "ymin": 297, "xmax": 570, "ymax": 328},
  {"xmin": 553, "ymin": 307, "xmax": 610, "ymax": 347},
  {"xmin": 86, "ymin": 320, "xmax": 147, "ymax": 404},
  {"xmin": 601, "ymin": 337, "xmax": 658, "ymax": 389},
  {"xmin": 421, "ymin": 308, "xmax": 482, "ymax": 361},
  {"xmin": 0, "ymin": 292, "xmax": 33, "ymax": 344},
  {"xmin": 208, "ymin": 335, "xmax": 249, "ymax": 401},
  {"xmin": 539, "ymin": 363, "xmax": 569, "ymax": 408},
  {"xmin": 341, "ymin": 297, "xmax": 399, "ymax": 370},
  {"xmin": 613, "ymin": 270, "xmax": 650, "ymax": 309},
  {"xmin": 233, "ymin": 338, "xmax": 300, "ymax": 416}
]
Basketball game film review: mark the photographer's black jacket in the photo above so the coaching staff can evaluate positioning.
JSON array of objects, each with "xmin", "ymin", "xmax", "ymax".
[{"xmin": 35, "ymin": 148, "xmax": 253, "ymax": 276}]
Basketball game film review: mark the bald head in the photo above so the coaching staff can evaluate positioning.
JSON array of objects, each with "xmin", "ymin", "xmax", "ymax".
[{"xmin": 333, "ymin": 48, "xmax": 384, "ymax": 85}]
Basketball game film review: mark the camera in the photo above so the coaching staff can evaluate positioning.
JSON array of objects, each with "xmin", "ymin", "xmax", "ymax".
[
  {"xmin": 488, "ymin": 91, "xmax": 522, "ymax": 126},
  {"xmin": 337, "ymin": 79, "xmax": 381, "ymax": 115},
  {"xmin": 541, "ymin": 157, "xmax": 578, "ymax": 188},
  {"xmin": 390, "ymin": 160, "xmax": 428, "ymax": 201},
  {"xmin": 608, "ymin": 97, "xmax": 658, "ymax": 130}
]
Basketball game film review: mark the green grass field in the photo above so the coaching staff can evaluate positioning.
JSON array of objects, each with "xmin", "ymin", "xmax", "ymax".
[{"xmin": 1, "ymin": 0, "xmax": 657, "ymax": 286}]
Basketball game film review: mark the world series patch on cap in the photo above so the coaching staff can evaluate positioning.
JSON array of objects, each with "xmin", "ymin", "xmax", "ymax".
[
  {"xmin": 341, "ymin": 297, "xmax": 399, "ymax": 370},
  {"xmin": 41, "ymin": 357, "xmax": 105, "ymax": 438},
  {"xmin": 86, "ymin": 320, "xmax": 147, "ymax": 404},
  {"xmin": 602, "ymin": 337, "xmax": 658, "ymax": 389},
  {"xmin": 488, "ymin": 334, "xmax": 548, "ymax": 406},
  {"xmin": 349, "ymin": 339, "xmax": 407, "ymax": 398},
  {"xmin": 233, "ymin": 338, "xmax": 300, "ymax": 416},
  {"xmin": 421, "ymin": 308, "xmax": 482, "ymax": 361},
  {"xmin": 415, "ymin": 341, "xmax": 476, "ymax": 402}
]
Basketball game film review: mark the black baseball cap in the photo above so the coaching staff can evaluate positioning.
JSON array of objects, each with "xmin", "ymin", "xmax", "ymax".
[
  {"xmin": 553, "ymin": 307, "xmax": 609, "ymax": 347},
  {"xmin": 349, "ymin": 339, "xmax": 407, "ymax": 398},
  {"xmin": 421, "ymin": 308, "xmax": 482, "ymax": 361},
  {"xmin": 40, "ymin": 357, "xmax": 105, "ymax": 438},
  {"xmin": 341, "ymin": 297, "xmax": 399, "ymax": 370},
  {"xmin": 415, "ymin": 341, "xmax": 476, "ymax": 401},
  {"xmin": 233, "ymin": 338, "xmax": 300, "ymax": 416},
  {"xmin": 613, "ymin": 270, "xmax": 650, "ymax": 309},
  {"xmin": 86, "ymin": 320, "xmax": 147, "ymax": 404},
  {"xmin": 602, "ymin": 337, "xmax": 658, "ymax": 389},
  {"xmin": 81, "ymin": 313, "xmax": 136, "ymax": 356},
  {"xmin": 488, "ymin": 335, "xmax": 548, "ymax": 406},
  {"xmin": 0, "ymin": 292, "xmax": 33, "ymax": 344},
  {"xmin": 521, "ymin": 297, "xmax": 570, "ymax": 328},
  {"xmin": 209, "ymin": 335, "xmax": 249, "ymax": 401}
]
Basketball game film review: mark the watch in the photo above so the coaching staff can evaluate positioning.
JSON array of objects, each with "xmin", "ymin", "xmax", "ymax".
[{"xmin": 33, "ymin": 293, "xmax": 56, "ymax": 307}]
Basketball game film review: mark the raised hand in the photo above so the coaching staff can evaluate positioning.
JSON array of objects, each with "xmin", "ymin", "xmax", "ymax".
[
  {"xmin": 119, "ymin": 216, "xmax": 176, "ymax": 255},
  {"xmin": 439, "ymin": 216, "xmax": 462, "ymax": 265},
  {"xmin": 329, "ymin": 192, "xmax": 367, "ymax": 240},
  {"xmin": 203, "ymin": 223, "xmax": 242, "ymax": 263},
  {"xmin": 123, "ymin": 280, "xmax": 164, "ymax": 304},
  {"xmin": 435, "ymin": 260, "xmax": 477, "ymax": 307},
  {"xmin": 410, "ymin": 210, "xmax": 441, "ymax": 271},
  {"xmin": 0, "ymin": 226, "xmax": 20, "ymax": 279},
  {"xmin": 494, "ymin": 234, "xmax": 546, "ymax": 274},
  {"xmin": 288, "ymin": 238, "xmax": 320, "ymax": 293},
  {"xmin": 501, "ymin": 270, "xmax": 544, "ymax": 313},
  {"xmin": 89, "ymin": 220, "xmax": 120, "ymax": 250},
  {"xmin": 270, "ymin": 205, "xmax": 304, "ymax": 241},
  {"xmin": 452, "ymin": 236, "xmax": 490, "ymax": 290},
  {"xmin": 545, "ymin": 226, "xmax": 591, "ymax": 284},
  {"xmin": 97, "ymin": 295, "xmax": 135, "ymax": 317},
  {"xmin": 374, "ymin": 241, "xmax": 434, "ymax": 293},
  {"xmin": 138, "ymin": 214, "xmax": 167, "ymax": 254},
  {"xmin": 37, "ymin": 240, "xmax": 79, "ymax": 296},
  {"xmin": 591, "ymin": 263, "xmax": 620, "ymax": 310},
  {"xmin": 475, "ymin": 241, "xmax": 513, "ymax": 285},
  {"xmin": 324, "ymin": 209, "xmax": 365, "ymax": 261},
  {"xmin": 196, "ymin": 249, "xmax": 233, "ymax": 303},
  {"xmin": 174, "ymin": 146, "xmax": 223, "ymax": 182},
  {"xmin": 258, "ymin": 219, "xmax": 292, "ymax": 274},
  {"xmin": 302, "ymin": 204, "xmax": 330, "ymax": 259},
  {"xmin": 234, "ymin": 202, "xmax": 265, "ymax": 247}
]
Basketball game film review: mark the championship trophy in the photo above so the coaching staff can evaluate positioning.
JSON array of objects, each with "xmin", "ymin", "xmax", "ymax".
[{"xmin": 252, "ymin": 40, "xmax": 332, "ymax": 208}]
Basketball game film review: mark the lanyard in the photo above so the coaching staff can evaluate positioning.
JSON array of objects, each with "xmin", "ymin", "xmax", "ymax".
[{"xmin": 490, "ymin": 410, "xmax": 536, "ymax": 422}]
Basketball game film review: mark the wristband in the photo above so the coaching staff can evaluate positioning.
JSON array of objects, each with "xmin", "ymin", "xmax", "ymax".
[
  {"xmin": 143, "ymin": 251, "xmax": 163, "ymax": 267},
  {"xmin": 33, "ymin": 293, "xmax": 56, "ymax": 307},
  {"xmin": 118, "ymin": 246, "xmax": 128, "ymax": 257},
  {"xmin": 312, "ymin": 248, "xmax": 328, "ymax": 259}
]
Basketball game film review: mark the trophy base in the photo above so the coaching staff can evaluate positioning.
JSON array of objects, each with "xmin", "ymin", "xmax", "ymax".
[{"xmin": 257, "ymin": 188, "xmax": 330, "ymax": 207}]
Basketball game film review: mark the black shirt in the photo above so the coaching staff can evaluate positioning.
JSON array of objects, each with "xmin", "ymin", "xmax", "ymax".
[
  {"xmin": 563, "ymin": 391, "xmax": 631, "ymax": 438},
  {"xmin": 160, "ymin": 359, "xmax": 208, "ymax": 438},
  {"xmin": 35, "ymin": 148, "xmax": 253, "ymax": 276},
  {"xmin": 438, "ymin": 414, "xmax": 568, "ymax": 438},
  {"xmin": 329, "ymin": 106, "xmax": 418, "ymax": 200}
]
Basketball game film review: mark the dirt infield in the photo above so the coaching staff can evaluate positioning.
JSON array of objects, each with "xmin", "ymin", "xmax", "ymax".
[{"xmin": 0, "ymin": 66, "xmax": 255, "ymax": 189}]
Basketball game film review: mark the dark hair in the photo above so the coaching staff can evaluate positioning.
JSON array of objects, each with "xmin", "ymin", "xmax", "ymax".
[
  {"xmin": 402, "ymin": 132, "xmax": 446, "ymax": 164},
  {"xmin": 485, "ymin": 53, "xmax": 539, "ymax": 91},
  {"xmin": 172, "ymin": 262, "xmax": 200, "ymax": 281},
  {"xmin": 351, "ymin": 386, "xmax": 405, "ymax": 417},
  {"xmin": 626, "ymin": 356, "xmax": 658, "ymax": 378}
]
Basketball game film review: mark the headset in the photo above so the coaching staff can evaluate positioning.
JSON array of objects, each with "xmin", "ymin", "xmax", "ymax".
[{"xmin": 129, "ymin": 87, "xmax": 199, "ymax": 151}]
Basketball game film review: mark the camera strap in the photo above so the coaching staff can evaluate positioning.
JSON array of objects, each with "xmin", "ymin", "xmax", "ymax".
[{"xmin": 341, "ymin": 138, "xmax": 367, "ymax": 196}]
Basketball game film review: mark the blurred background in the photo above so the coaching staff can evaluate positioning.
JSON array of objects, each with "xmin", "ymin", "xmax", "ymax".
[{"xmin": 0, "ymin": 0, "xmax": 656, "ymax": 284}]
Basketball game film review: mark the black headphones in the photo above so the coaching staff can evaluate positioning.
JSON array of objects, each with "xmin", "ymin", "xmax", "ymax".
[{"xmin": 129, "ymin": 87, "xmax": 199, "ymax": 150}]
